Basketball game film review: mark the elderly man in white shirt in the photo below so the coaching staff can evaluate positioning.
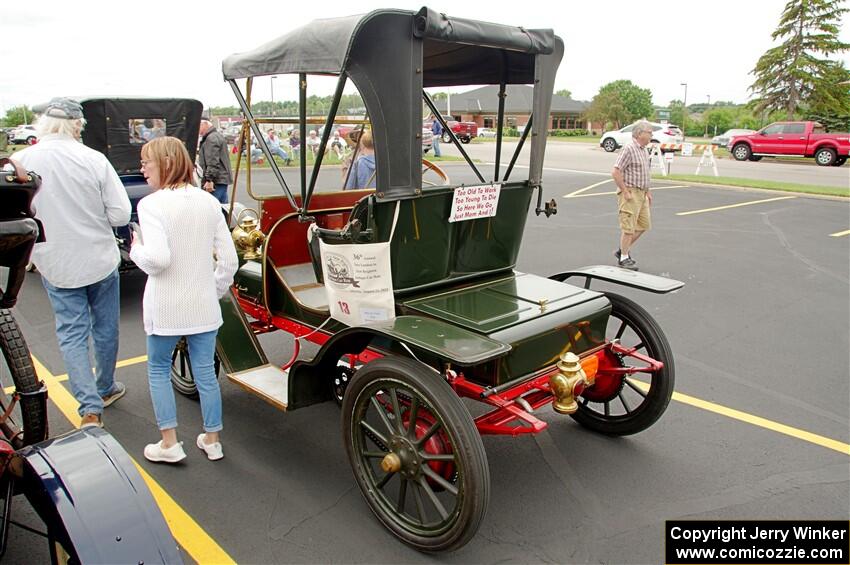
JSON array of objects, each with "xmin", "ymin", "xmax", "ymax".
[{"xmin": 13, "ymin": 98, "xmax": 131, "ymax": 429}]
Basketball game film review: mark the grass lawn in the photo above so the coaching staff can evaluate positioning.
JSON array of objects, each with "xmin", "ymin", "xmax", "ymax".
[{"xmin": 657, "ymin": 173, "xmax": 849, "ymax": 198}]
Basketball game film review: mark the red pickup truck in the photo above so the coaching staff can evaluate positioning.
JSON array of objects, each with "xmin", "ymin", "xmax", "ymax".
[
  {"xmin": 427, "ymin": 117, "xmax": 478, "ymax": 143},
  {"xmin": 728, "ymin": 121, "xmax": 850, "ymax": 166}
]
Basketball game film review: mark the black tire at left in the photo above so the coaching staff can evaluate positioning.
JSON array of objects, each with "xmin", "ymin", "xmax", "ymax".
[
  {"xmin": 342, "ymin": 357, "xmax": 489, "ymax": 552},
  {"xmin": 170, "ymin": 337, "xmax": 221, "ymax": 399},
  {"xmin": 0, "ymin": 308, "xmax": 47, "ymax": 448}
]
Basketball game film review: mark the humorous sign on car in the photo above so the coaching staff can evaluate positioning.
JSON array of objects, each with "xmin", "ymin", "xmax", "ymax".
[{"xmin": 448, "ymin": 184, "xmax": 501, "ymax": 222}]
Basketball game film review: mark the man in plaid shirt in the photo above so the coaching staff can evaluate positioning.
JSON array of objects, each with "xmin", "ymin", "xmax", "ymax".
[{"xmin": 611, "ymin": 120, "xmax": 654, "ymax": 271}]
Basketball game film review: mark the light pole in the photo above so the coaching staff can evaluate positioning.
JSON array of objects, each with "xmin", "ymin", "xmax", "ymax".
[
  {"xmin": 270, "ymin": 76, "xmax": 277, "ymax": 117},
  {"xmin": 680, "ymin": 82, "xmax": 687, "ymax": 138}
]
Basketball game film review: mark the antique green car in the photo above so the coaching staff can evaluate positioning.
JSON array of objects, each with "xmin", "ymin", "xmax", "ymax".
[{"xmin": 173, "ymin": 7, "xmax": 683, "ymax": 552}]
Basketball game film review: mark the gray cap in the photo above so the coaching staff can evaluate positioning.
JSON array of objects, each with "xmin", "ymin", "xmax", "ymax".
[{"xmin": 41, "ymin": 97, "xmax": 84, "ymax": 120}]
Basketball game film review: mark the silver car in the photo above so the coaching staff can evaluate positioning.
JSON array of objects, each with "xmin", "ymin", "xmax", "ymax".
[{"xmin": 711, "ymin": 128, "xmax": 755, "ymax": 148}]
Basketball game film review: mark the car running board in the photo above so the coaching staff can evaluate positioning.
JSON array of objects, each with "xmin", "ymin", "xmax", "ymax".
[
  {"xmin": 216, "ymin": 291, "xmax": 290, "ymax": 410},
  {"xmin": 227, "ymin": 364, "xmax": 289, "ymax": 411}
]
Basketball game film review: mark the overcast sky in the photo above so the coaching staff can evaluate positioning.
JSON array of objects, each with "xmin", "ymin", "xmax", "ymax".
[{"xmin": 2, "ymin": 0, "xmax": 848, "ymax": 116}]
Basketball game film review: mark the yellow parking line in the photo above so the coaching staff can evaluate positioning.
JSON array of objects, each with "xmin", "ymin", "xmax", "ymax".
[
  {"xmin": 564, "ymin": 179, "xmax": 614, "ymax": 198},
  {"xmin": 829, "ymin": 229, "xmax": 850, "ymax": 237},
  {"xmin": 46, "ymin": 355, "xmax": 148, "ymax": 384},
  {"xmin": 29, "ymin": 355, "xmax": 236, "ymax": 565},
  {"xmin": 117, "ymin": 354, "xmax": 148, "ymax": 368},
  {"xmin": 565, "ymin": 185, "xmax": 689, "ymax": 198},
  {"xmin": 677, "ymin": 195, "xmax": 796, "ymax": 216},
  {"xmin": 631, "ymin": 381, "xmax": 849, "ymax": 456}
]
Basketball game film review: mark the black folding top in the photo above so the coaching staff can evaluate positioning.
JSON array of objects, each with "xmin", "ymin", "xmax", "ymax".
[{"xmin": 79, "ymin": 98, "xmax": 202, "ymax": 174}]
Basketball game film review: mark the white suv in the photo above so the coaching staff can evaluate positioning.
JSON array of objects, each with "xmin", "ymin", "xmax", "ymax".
[
  {"xmin": 599, "ymin": 121, "xmax": 683, "ymax": 152},
  {"xmin": 10, "ymin": 125, "xmax": 38, "ymax": 145}
]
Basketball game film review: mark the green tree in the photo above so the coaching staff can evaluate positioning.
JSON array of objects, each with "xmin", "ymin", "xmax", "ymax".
[
  {"xmin": 749, "ymin": 0, "xmax": 850, "ymax": 119},
  {"xmin": 2, "ymin": 106, "xmax": 33, "ymax": 127},
  {"xmin": 703, "ymin": 107, "xmax": 737, "ymax": 136},
  {"xmin": 803, "ymin": 61, "xmax": 850, "ymax": 130},
  {"xmin": 597, "ymin": 80, "xmax": 653, "ymax": 122},
  {"xmin": 583, "ymin": 89, "xmax": 631, "ymax": 130},
  {"xmin": 555, "ymin": 89, "xmax": 572, "ymax": 99}
]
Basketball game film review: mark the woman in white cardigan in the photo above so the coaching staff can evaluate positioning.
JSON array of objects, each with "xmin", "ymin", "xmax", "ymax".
[{"xmin": 130, "ymin": 137, "xmax": 238, "ymax": 463}]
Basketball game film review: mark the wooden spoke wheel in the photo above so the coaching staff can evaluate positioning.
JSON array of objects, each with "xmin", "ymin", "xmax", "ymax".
[
  {"xmin": 342, "ymin": 357, "xmax": 489, "ymax": 552},
  {"xmin": 170, "ymin": 337, "xmax": 221, "ymax": 399},
  {"xmin": 421, "ymin": 159, "xmax": 449, "ymax": 186},
  {"xmin": 571, "ymin": 293, "xmax": 675, "ymax": 436}
]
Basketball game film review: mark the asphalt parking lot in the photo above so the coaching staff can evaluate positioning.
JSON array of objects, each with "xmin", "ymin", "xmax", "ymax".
[{"xmin": 5, "ymin": 160, "xmax": 849, "ymax": 564}]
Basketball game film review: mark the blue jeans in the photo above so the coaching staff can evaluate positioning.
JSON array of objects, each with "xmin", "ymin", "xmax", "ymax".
[
  {"xmin": 146, "ymin": 330, "xmax": 222, "ymax": 432},
  {"xmin": 212, "ymin": 183, "xmax": 228, "ymax": 204},
  {"xmin": 432, "ymin": 136, "xmax": 441, "ymax": 157},
  {"xmin": 42, "ymin": 269, "xmax": 120, "ymax": 417},
  {"xmin": 270, "ymin": 147, "xmax": 289, "ymax": 161}
]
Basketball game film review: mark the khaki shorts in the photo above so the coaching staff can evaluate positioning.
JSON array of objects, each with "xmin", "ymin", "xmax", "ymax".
[{"xmin": 617, "ymin": 188, "xmax": 651, "ymax": 234}]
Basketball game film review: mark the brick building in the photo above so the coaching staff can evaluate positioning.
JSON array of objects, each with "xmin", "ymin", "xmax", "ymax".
[{"xmin": 431, "ymin": 85, "xmax": 589, "ymax": 131}]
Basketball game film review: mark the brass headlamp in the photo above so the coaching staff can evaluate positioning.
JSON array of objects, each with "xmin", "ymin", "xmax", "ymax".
[
  {"xmin": 549, "ymin": 352, "xmax": 595, "ymax": 414},
  {"xmin": 231, "ymin": 208, "xmax": 266, "ymax": 260}
]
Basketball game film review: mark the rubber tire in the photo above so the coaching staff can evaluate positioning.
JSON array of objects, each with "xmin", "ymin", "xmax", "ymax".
[
  {"xmin": 570, "ymin": 293, "xmax": 675, "ymax": 436},
  {"xmin": 460, "ymin": 137, "xmax": 471, "ymax": 144},
  {"xmin": 342, "ymin": 357, "xmax": 489, "ymax": 553},
  {"xmin": 731, "ymin": 143, "xmax": 751, "ymax": 161},
  {"xmin": 25, "ymin": 136, "xmax": 36, "ymax": 145},
  {"xmin": 832, "ymin": 156, "xmax": 847, "ymax": 167},
  {"xmin": 170, "ymin": 338, "xmax": 221, "ymax": 399},
  {"xmin": 441, "ymin": 132, "xmax": 451, "ymax": 143},
  {"xmin": 0, "ymin": 309, "xmax": 47, "ymax": 447},
  {"xmin": 815, "ymin": 147, "xmax": 837, "ymax": 166},
  {"xmin": 601, "ymin": 138, "xmax": 617, "ymax": 152}
]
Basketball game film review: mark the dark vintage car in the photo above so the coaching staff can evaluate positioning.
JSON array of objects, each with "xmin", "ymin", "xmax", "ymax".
[
  {"xmin": 0, "ymin": 157, "xmax": 182, "ymax": 563},
  {"xmin": 78, "ymin": 97, "xmax": 204, "ymax": 270}
]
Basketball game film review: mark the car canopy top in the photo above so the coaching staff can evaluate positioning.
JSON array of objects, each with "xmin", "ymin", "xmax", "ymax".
[
  {"xmin": 77, "ymin": 98, "xmax": 203, "ymax": 174},
  {"xmin": 222, "ymin": 7, "xmax": 563, "ymax": 200}
]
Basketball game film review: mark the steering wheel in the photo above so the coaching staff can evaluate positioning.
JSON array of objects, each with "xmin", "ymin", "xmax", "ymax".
[{"xmin": 422, "ymin": 158, "xmax": 449, "ymax": 186}]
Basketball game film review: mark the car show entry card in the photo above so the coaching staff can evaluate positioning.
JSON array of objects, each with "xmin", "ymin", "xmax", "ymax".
[
  {"xmin": 448, "ymin": 184, "xmax": 501, "ymax": 222},
  {"xmin": 319, "ymin": 240, "xmax": 396, "ymax": 327}
]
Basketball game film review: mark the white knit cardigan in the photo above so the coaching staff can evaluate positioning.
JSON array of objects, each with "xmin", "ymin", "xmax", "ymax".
[{"xmin": 129, "ymin": 185, "xmax": 238, "ymax": 336}]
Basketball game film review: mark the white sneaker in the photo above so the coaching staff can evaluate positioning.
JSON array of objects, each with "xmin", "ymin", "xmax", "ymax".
[
  {"xmin": 196, "ymin": 433, "xmax": 224, "ymax": 461},
  {"xmin": 144, "ymin": 440, "xmax": 186, "ymax": 463}
]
